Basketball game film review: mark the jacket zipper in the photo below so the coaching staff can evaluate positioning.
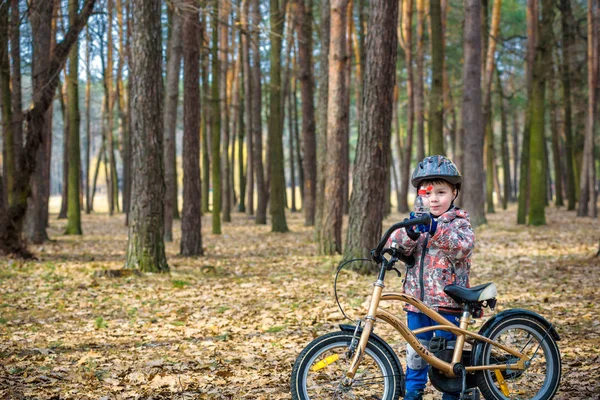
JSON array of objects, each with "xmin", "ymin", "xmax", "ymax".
[{"xmin": 419, "ymin": 233, "xmax": 430, "ymax": 301}]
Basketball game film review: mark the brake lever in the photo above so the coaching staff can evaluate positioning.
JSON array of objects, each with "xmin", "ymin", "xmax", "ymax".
[{"xmin": 390, "ymin": 266, "xmax": 402, "ymax": 277}]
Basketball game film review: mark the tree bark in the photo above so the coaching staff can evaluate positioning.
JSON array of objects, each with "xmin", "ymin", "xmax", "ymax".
[
  {"xmin": 1, "ymin": 0, "xmax": 96, "ymax": 256},
  {"xmin": 85, "ymin": 25, "xmax": 92, "ymax": 214},
  {"xmin": 460, "ymin": 0, "xmax": 486, "ymax": 227},
  {"xmin": 549, "ymin": 52, "xmax": 563, "ymax": 207},
  {"xmin": 200, "ymin": 9, "xmax": 211, "ymax": 215},
  {"xmin": 268, "ymin": 0, "xmax": 289, "ymax": 233},
  {"xmin": 251, "ymin": 0, "xmax": 267, "ymax": 225},
  {"xmin": 0, "ymin": 2, "xmax": 14, "ymax": 207},
  {"xmin": 398, "ymin": 0, "xmax": 414, "ymax": 213},
  {"xmin": 220, "ymin": 0, "xmax": 231, "ymax": 223},
  {"xmin": 10, "ymin": 0, "xmax": 22, "ymax": 179},
  {"xmin": 528, "ymin": 0, "xmax": 553, "ymax": 225},
  {"xmin": 517, "ymin": 0, "xmax": 537, "ymax": 224},
  {"xmin": 211, "ymin": 0, "xmax": 222, "ymax": 233},
  {"xmin": 414, "ymin": 0, "xmax": 425, "ymax": 161},
  {"xmin": 241, "ymin": 0, "xmax": 253, "ymax": 216},
  {"xmin": 163, "ymin": 0, "xmax": 183, "ymax": 242},
  {"xmin": 293, "ymin": 0, "xmax": 317, "ymax": 226},
  {"xmin": 577, "ymin": 0, "xmax": 598, "ymax": 218},
  {"xmin": 482, "ymin": 0, "xmax": 501, "ymax": 214},
  {"xmin": 58, "ymin": 77, "xmax": 69, "ymax": 220},
  {"xmin": 343, "ymin": 0, "xmax": 398, "ymax": 269},
  {"xmin": 314, "ymin": 0, "xmax": 330, "ymax": 242},
  {"xmin": 428, "ymin": 0, "xmax": 444, "ymax": 155},
  {"xmin": 559, "ymin": 0, "xmax": 577, "ymax": 211},
  {"xmin": 320, "ymin": 0, "xmax": 349, "ymax": 255},
  {"xmin": 65, "ymin": 0, "xmax": 83, "ymax": 235},
  {"xmin": 497, "ymin": 71, "xmax": 511, "ymax": 210},
  {"xmin": 125, "ymin": 0, "xmax": 168, "ymax": 272},
  {"xmin": 180, "ymin": 0, "xmax": 203, "ymax": 256}
]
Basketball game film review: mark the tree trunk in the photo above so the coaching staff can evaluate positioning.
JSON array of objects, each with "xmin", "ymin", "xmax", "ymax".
[
  {"xmin": 1, "ymin": 0, "xmax": 96, "ymax": 256},
  {"xmin": 549, "ymin": 52, "xmax": 563, "ymax": 207},
  {"xmin": 343, "ymin": 0, "xmax": 398, "ymax": 268},
  {"xmin": 428, "ymin": 0, "xmax": 444, "ymax": 155},
  {"xmin": 85, "ymin": 25, "xmax": 92, "ymax": 214},
  {"xmin": 125, "ymin": 0, "xmax": 168, "ymax": 272},
  {"xmin": 268, "ymin": 0, "xmax": 289, "ymax": 233},
  {"xmin": 251, "ymin": 0, "xmax": 267, "ymax": 225},
  {"xmin": 0, "ymin": 2, "xmax": 14, "ymax": 207},
  {"xmin": 314, "ymin": 0, "xmax": 330, "ymax": 242},
  {"xmin": 414, "ymin": 0, "xmax": 425, "ymax": 161},
  {"xmin": 482, "ymin": 0, "xmax": 502, "ymax": 214},
  {"xmin": 201, "ymin": 10, "xmax": 211, "ymax": 215},
  {"xmin": 517, "ymin": 0, "xmax": 537, "ymax": 224},
  {"xmin": 25, "ymin": 0, "xmax": 56, "ymax": 244},
  {"xmin": 528, "ymin": 0, "xmax": 553, "ymax": 225},
  {"xmin": 180, "ymin": 0, "xmax": 203, "ymax": 256},
  {"xmin": 399, "ymin": 0, "xmax": 414, "ymax": 213},
  {"xmin": 460, "ymin": 0, "xmax": 485, "ymax": 227},
  {"xmin": 58, "ymin": 77, "xmax": 69, "ymax": 220},
  {"xmin": 293, "ymin": 81, "xmax": 304, "ymax": 204},
  {"xmin": 220, "ymin": 1, "xmax": 231, "ymax": 223},
  {"xmin": 577, "ymin": 0, "xmax": 598, "ymax": 218},
  {"xmin": 293, "ymin": 0, "xmax": 316, "ymax": 226},
  {"xmin": 287, "ymin": 80, "xmax": 296, "ymax": 212},
  {"xmin": 320, "ymin": 0, "xmax": 349, "ymax": 255},
  {"xmin": 235, "ymin": 12, "xmax": 246, "ymax": 214},
  {"xmin": 65, "ymin": 0, "xmax": 82, "ymax": 235},
  {"xmin": 211, "ymin": 0, "xmax": 222, "ymax": 234},
  {"xmin": 559, "ymin": 0, "xmax": 577, "ymax": 211},
  {"xmin": 497, "ymin": 71, "xmax": 511, "ymax": 210},
  {"xmin": 122, "ymin": 0, "xmax": 132, "ymax": 222},
  {"xmin": 241, "ymin": 0, "xmax": 253, "ymax": 215},
  {"xmin": 163, "ymin": 0, "xmax": 183, "ymax": 242}
]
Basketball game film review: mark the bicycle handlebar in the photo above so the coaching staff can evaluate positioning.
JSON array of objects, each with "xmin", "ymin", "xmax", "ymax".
[{"xmin": 372, "ymin": 214, "xmax": 431, "ymax": 262}]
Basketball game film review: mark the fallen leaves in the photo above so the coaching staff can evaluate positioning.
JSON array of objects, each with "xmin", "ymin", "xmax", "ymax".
[{"xmin": 0, "ymin": 206, "xmax": 598, "ymax": 398}]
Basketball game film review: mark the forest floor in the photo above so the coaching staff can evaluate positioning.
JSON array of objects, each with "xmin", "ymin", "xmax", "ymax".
[{"xmin": 0, "ymin": 205, "xmax": 599, "ymax": 399}]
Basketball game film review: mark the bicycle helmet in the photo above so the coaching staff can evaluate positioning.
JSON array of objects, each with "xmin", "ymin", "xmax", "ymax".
[{"xmin": 411, "ymin": 155, "xmax": 462, "ymax": 189}]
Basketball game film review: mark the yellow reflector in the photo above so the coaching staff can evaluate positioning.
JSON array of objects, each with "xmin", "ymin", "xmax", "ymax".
[
  {"xmin": 494, "ymin": 369, "xmax": 510, "ymax": 396},
  {"xmin": 311, "ymin": 354, "xmax": 340, "ymax": 372}
]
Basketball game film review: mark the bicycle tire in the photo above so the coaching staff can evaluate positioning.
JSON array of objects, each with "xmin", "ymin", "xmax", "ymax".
[
  {"xmin": 290, "ymin": 331, "xmax": 403, "ymax": 400},
  {"xmin": 475, "ymin": 315, "xmax": 561, "ymax": 400}
]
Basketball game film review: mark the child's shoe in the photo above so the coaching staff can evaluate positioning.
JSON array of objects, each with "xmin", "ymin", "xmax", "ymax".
[{"xmin": 404, "ymin": 389, "xmax": 424, "ymax": 400}]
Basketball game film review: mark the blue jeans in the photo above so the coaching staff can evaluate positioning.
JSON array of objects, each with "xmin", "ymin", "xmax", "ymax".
[{"xmin": 405, "ymin": 311, "xmax": 459, "ymax": 394}]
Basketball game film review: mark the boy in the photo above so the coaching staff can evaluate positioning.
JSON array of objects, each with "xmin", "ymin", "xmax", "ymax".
[{"xmin": 386, "ymin": 155, "xmax": 475, "ymax": 400}]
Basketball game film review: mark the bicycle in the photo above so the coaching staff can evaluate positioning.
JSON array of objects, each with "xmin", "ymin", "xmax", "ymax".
[{"xmin": 291, "ymin": 215, "xmax": 561, "ymax": 399}]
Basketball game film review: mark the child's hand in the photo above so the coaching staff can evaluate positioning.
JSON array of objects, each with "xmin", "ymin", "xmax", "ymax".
[
  {"xmin": 410, "ymin": 212, "xmax": 438, "ymax": 235},
  {"xmin": 406, "ymin": 213, "xmax": 422, "ymax": 240}
]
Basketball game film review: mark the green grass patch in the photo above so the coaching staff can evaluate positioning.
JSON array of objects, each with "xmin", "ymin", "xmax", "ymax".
[
  {"xmin": 217, "ymin": 306, "xmax": 230, "ymax": 314},
  {"xmin": 94, "ymin": 316, "xmax": 108, "ymax": 329},
  {"xmin": 0, "ymin": 317, "xmax": 7, "ymax": 324},
  {"xmin": 172, "ymin": 280, "xmax": 190, "ymax": 289},
  {"xmin": 171, "ymin": 321, "xmax": 185, "ymax": 326},
  {"xmin": 265, "ymin": 325, "xmax": 286, "ymax": 333}
]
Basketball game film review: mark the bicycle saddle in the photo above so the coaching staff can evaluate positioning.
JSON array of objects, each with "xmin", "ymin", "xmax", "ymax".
[{"xmin": 444, "ymin": 282, "xmax": 497, "ymax": 304}]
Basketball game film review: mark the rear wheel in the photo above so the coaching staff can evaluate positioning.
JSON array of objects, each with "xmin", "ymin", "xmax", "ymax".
[
  {"xmin": 290, "ymin": 331, "xmax": 403, "ymax": 400},
  {"xmin": 475, "ymin": 315, "xmax": 561, "ymax": 400}
]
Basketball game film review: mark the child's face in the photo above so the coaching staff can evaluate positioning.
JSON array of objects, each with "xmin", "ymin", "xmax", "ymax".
[{"xmin": 423, "ymin": 182, "xmax": 456, "ymax": 217}]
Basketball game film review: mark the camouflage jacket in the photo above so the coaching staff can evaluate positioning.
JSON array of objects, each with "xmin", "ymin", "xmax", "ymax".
[{"xmin": 386, "ymin": 207, "xmax": 475, "ymax": 314}]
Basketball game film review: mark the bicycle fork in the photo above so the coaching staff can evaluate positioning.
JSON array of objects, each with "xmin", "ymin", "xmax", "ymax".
[{"xmin": 342, "ymin": 278, "xmax": 385, "ymax": 385}]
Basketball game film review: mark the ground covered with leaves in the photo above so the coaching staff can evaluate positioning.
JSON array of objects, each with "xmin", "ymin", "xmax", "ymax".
[{"xmin": 0, "ymin": 206, "xmax": 599, "ymax": 399}]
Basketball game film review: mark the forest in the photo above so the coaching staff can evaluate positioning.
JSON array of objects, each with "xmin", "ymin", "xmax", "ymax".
[{"xmin": 0, "ymin": 0, "xmax": 599, "ymax": 398}]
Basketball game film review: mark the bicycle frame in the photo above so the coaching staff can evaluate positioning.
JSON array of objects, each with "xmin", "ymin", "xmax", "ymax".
[{"xmin": 343, "ymin": 266, "xmax": 529, "ymax": 383}]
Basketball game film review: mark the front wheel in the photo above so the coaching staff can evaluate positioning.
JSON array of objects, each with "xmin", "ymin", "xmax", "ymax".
[
  {"xmin": 475, "ymin": 315, "xmax": 561, "ymax": 400},
  {"xmin": 290, "ymin": 331, "xmax": 403, "ymax": 400}
]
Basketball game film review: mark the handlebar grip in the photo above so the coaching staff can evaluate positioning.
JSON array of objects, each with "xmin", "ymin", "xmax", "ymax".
[{"xmin": 372, "ymin": 214, "xmax": 431, "ymax": 261}]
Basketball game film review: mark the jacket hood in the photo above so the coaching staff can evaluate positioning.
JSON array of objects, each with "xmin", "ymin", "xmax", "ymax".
[{"xmin": 435, "ymin": 207, "xmax": 470, "ymax": 224}]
